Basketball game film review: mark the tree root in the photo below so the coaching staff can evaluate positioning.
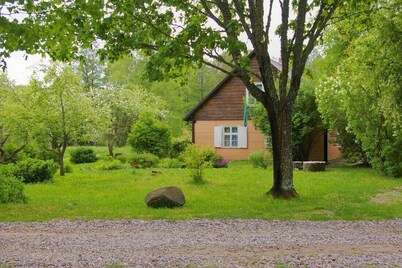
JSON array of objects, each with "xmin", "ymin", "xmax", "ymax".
[{"xmin": 266, "ymin": 187, "xmax": 299, "ymax": 199}]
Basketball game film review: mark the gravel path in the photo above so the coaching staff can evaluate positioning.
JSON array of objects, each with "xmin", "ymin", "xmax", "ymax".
[{"xmin": 0, "ymin": 219, "xmax": 401, "ymax": 267}]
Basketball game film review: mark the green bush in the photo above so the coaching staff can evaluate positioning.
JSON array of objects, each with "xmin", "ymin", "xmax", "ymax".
[
  {"xmin": 248, "ymin": 150, "xmax": 272, "ymax": 169},
  {"xmin": 127, "ymin": 114, "xmax": 172, "ymax": 158},
  {"xmin": 158, "ymin": 158, "xmax": 181, "ymax": 168},
  {"xmin": 96, "ymin": 159, "xmax": 125, "ymax": 171},
  {"xmin": 70, "ymin": 148, "xmax": 98, "ymax": 164},
  {"xmin": 179, "ymin": 144, "xmax": 215, "ymax": 183},
  {"xmin": 12, "ymin": 158, "xmax": 58, "ymax": 183},
  {"xmin": 64, "ymin": 164, "xmax": 73, "ymax": 173},
  {"xmin": 129, "ymin": 153, "xmax": 159, "ymax": 169},
  {"xmin": 0, "ymin": 175, "xmax": 27, "ymax": 203},
  {"xmin": 170, "ymin": 138, "xmax": 191, "ymax": 158},
  {"xmin": 115, "ymin": 153, "xmax": 128, "ymax": 163},
  {"xmin": 212, "ymin": 156, "xmax": 229, "ymax": 168}
]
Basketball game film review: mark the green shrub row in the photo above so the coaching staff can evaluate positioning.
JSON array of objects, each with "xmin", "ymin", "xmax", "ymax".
[{"xmin": 0, "ymin": 158, "xmax": 59, "ymax": 183}]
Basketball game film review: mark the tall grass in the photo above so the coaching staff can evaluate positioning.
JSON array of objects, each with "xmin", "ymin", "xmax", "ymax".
[{"xmin": 0, "ymin": 157, "xmax": 401, "ymax": 222}]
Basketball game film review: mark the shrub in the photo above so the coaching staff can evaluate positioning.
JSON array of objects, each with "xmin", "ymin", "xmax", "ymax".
[
  {"xmin": 96, "ymin": 159, "xmax": 124, "ymax": 171},
  {"xmin": 129, "ymin": 153, "xmax": 159, "ymax": 169},
  {"xmin": 70, "ymin": 148, "xmax": 98, "ymax": 164},
  {"xmin": 127, "ymin": 114, "xmax": 172, "ymax": 158},
  {"xmin": 213, "ymin": 156, "xmax": 229, "ymax": 168},
  {"xmin": 115, "ymin": 153, "xmax": 128, "ymax": 163},
  {"xmin": 179, "ymin": 144, "xmax": 214, "ymax": 183},
  {"xmin": 0, "ymin": 175, "xmax": 27, "ymax": 203},
  {"xmin": 64, "ymin": 164, "xmax": 73, "ymax": 173},
  {"xmin": 12, "ymin": 158, "xmax": 58, "ymax": 183},
  {"xmin": 248, "ymin": 150, "xmax": 272, "ymax": 169},
  {"xmin": 170, "ymin": 138, "xmax": 191, "ymax": 158},
  {"xmin": 158, "ymin": 158, "xmax": 181, "ymax": 169}
]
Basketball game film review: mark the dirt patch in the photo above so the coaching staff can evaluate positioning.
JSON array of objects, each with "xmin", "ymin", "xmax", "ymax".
[{"xmin": 371, "ymin": 186, "xmax": 402, "ymax": 204}]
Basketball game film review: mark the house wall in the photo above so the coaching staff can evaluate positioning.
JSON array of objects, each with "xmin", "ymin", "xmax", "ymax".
[
  {"xmin": 328, "ymin": 132, "xmax": 342, "ymax": 161},
  {"xmin": 193, "ymin": 57, "xmax": 260, "ymax": 121},
  {"xmin": 194, "ymin": 120, "xmax": 266, "ymax": 160}
]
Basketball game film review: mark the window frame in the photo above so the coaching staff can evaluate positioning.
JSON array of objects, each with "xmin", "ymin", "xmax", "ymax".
[{"xmin": 222, "ymin": 126, "xmax": 239, "ymax": 148}]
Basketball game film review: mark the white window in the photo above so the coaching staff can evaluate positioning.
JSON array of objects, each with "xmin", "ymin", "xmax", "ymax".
[
  {"xmin": 214, "ymin": 126, "xmax": 247, "ymax": 148},
  {"xmin": 246, "ymin": 82, "xmax": 264, "ymax": 106}
]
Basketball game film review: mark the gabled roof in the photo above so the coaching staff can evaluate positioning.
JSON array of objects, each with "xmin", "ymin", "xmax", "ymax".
[{"xmin": 184, "ymin": 52, "xmax": 282, "ymax": 121}]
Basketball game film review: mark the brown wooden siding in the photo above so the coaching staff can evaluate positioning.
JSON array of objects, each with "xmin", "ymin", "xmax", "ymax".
[
  {"xmin": 193, "ymin": 58, "xmax": 260, "ymax": 120},
  {"xmin": 308, "ymin": 130, "xmax": 325, "ymax": 161}
]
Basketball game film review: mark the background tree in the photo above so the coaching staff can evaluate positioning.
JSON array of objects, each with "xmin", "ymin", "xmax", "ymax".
[
  {"xmin": 127, "ymin": 114, "xmax": 172, "ymax": 158},
  {"xmin": 0, "ymin": 75, "xmax": 36, "ymax": 163},
  {"xmin": 91, "ymin": 85, "xmax": 167, "ymax": 157},
  {"xmin": 317, "ymin": 2, "xmax": 402, "ymax": 176},
  {"xmin": 31, "ymin": 65, "xmax": 96, "ymax": 175}
]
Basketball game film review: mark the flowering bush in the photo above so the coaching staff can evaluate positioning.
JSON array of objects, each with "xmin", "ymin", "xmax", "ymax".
[{"xmin": 213, "ymin": 157, "xmax": 229, "ymax": 168}]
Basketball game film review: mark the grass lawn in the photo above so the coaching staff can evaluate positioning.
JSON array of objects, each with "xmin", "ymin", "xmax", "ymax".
[{"xmin": 0, "ymin": 148, "xmax": 401, "ymax": 222}]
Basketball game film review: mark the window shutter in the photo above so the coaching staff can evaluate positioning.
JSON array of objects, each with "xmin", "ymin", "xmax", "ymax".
[
  {"xmin": 214, "ymin": 126, "xmax": 222, "ymax": 148},
  {"xmin": 238, "ymin": 126, "xmax": 248, "ymax": 148}
]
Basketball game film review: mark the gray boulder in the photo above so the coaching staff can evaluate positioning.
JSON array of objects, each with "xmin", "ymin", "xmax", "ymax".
[{"xmin": 145, "ymin": 186, "xmax": 185, "ymax": 208}]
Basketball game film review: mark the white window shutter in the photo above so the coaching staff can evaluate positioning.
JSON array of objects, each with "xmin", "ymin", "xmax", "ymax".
[
  {"xmin": 238, "ymin": 126, "xmax": 248, "ymax": 148},
  {"xmin": 214, "ymin": 126, "xmax": 222, "ymax": 148}
]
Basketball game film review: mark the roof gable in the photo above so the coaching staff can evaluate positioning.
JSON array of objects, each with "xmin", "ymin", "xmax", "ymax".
[{"xmin": 184, "ymin": 53, "xmax": 281, "ymax": 121}]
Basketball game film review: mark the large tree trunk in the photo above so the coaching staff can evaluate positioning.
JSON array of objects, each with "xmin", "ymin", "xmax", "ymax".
[{"xmin": 266, "ymin": 105, "xmax": 298, "ymax": 199}]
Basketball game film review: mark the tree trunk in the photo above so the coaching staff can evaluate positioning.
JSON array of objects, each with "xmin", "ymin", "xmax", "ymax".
[
  {"xmin": 266, "ymin": 105, "xmax": 298, "ymax": 199},
  {"xmin": 108, "ymin": 139, "xmax": 114, "ymax": 157},
  {"xmin": 57, "ymin": 148, "xmax": 65, "ymax": 176}
]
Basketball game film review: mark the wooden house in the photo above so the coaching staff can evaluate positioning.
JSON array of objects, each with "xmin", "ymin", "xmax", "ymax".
[{"xmin": 184, "ymin": 55, "xmax": 342, "ymax": 161}]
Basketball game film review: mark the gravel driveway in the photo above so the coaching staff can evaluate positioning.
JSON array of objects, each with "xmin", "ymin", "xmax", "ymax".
[{"xmin": 0, "ymin": 219, "xmax": 401, "ymax": 267}]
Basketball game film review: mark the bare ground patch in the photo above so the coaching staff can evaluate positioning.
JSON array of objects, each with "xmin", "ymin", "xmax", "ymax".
[{"xmin": 371, "ymin": 186, "xmax": 402, "ymax": 204}]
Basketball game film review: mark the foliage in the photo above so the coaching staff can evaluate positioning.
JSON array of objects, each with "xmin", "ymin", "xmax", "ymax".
[
  {"xmin": 64, "ymin": 164, "xmax": 73, "ymax": 174},
  {"xmin": 251, "ymin": 83, "xmax": 324, "ymax": 161},
  {"xmin": 70, "ymin": 147, "xmax": 98, "ymax": 164},
  {"xmin": 28, "ymin": 64, "xmax": 97, "ymax": 175},
  {"xmin": 88, "ymin": 73, "xmax": 167, "ymax": 156},
  {"xmin": 129, "ymin": 153, "xmax": 159, "ymax": 169},
  {"xmin": 127, "ymin": 114, "xmax": 172, "ymax": 158},
  {"xmin": 103, "ymin": 55, "xmax": 223, "ymax": 137},
  {"xmin": 179, "ymin": 144, "xmax": 216, "ymax": 183},
  {"xmin": 212, "ymin": 156, "xmax": 229, "ymax": 168},
  {"xmin": 158, "ymin": 158, "xmax": 181, "ymax": 169},
  {"xmin": 316, "ymin": 1, "xmax": 402, "ymax": 177},
  {"xmin": 170, "ymin": 137, "xmax": 192, "ymax": 159},
  {"xmin": 96, "ymin": 159, "xmax": 124, "ymax": 171},
  {"xmin": 0, "ymin": 75, "xmax": 35, "ymax": 163},
  {"xmin": 248, "ymin": 150, "xmax": 272, "ymax": 169},
  {"xmin": 0, "ymin": 175, "xmax": 27, "ymax": 204},
  {"xmin": 11, "ymin": 158, "xmax": 58, "ymax": 183}
]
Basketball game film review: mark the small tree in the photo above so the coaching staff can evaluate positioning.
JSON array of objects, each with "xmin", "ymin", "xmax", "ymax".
[
  {"xmin": 127, "ymin": 114, "xmax": 171, "ymax": 158},
  {"xmin": 180, "ymin": 144, "xmax": 214, "ymax": 183}
]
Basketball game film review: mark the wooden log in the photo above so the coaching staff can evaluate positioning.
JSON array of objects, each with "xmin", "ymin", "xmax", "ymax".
[{"xmin": 303, "ymin": 161, "xmax": 326, "ymax": 172}]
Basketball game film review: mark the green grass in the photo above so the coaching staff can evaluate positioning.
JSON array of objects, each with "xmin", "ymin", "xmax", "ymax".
[{"xmin": 0, "ymin": 155, "xmax": 401, "ymax": 222}]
